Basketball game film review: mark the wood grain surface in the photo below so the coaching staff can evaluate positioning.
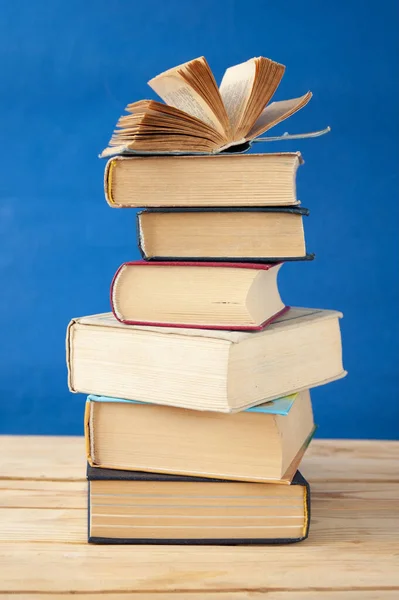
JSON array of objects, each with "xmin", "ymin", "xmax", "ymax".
[{"xmin": 0, "ymin": 436, "xmax": 398, "ymax": 598}]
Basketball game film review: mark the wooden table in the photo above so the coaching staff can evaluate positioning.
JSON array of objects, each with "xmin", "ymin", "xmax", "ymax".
[{"xmin": 0, "ymin": 436, "xmax": 398, "ymax": 599}]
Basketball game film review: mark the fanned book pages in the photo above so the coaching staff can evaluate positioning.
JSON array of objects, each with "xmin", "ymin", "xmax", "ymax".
[
  {"xmin": 85, "ymin": 390, "xmax": 315, "ymax": 483},
  {"xmin": 100, "ymin": 56, "xmax": 317, "ymax": 156},
  {"xmin": 66, "ymin": 308, "xmax": 346, "ymax": 413},
  {"xmin": 87, "ymin": 467, "xmax": 311, "ymax": 545}
]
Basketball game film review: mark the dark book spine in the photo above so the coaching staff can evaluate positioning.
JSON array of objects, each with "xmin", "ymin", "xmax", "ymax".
[
  {"xmin": 88, "ymin": 535, "xmax": 308, "ymax": 545},
  {"xmin": 143, "ymin": 207, "xmax": 310, "ymax": 215},
  {"xmin": 143, "ymin": 255, "xmax": 315, "ymax": 263}
]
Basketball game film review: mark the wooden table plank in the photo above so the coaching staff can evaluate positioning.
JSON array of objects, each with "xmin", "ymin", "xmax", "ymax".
[
  {"xmin": 0, "ymin": 436, "xmax": 398, "ymax": 595},
  {"xmin": 1, "ymin": 593, "xmax": 399, "ymax": 600},
  {"xmin": 0, "ymin": 435, "xmax": 85, "ymax": 481},
  {"xmin": 0, "ymin": 542, "xmax": 398, "ymax": 592},
  {"xmin": 0, "ymin": 480, "xmax": 85, "ymax": 508},
  {"xmin": 1, "ymin": 436, "xmax": 398, "ymax": 482},
  {"xmin": 2, "ymin": 480, "xmax": 398, "ymax": 508},
  {"xmin": 1, "ymin": 481, "xmax": 398, "ymax": 544}
]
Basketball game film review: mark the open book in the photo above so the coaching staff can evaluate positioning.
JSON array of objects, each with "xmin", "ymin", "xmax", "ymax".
[{"xmin": 100, "ymin": 56, "xmax": 318, "ymax": 157}]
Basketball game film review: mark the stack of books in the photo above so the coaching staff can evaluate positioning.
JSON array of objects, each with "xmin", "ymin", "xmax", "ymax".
[{"xmin": 66, "ymin": 56, "xmax": 346, "ymax": 545}]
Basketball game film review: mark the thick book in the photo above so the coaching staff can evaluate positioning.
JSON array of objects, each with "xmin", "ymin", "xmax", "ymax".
[
  {"xmin": 111, "ymin": 261, "xmax": 288, "ymax": 331},
  {"xmin": 66, "ymin": 307, "xmax": 346, "ymax": 413},
  {"xmin": 87, "ymin": 466, "xmax": 311, "ymax": 545},
  {"xmin": 85, "ymin": 390, "xmax": 315, "ymax": 483},
  {"xmin": 104, "ymin": 153, "xmax": 303, "ymax": 208},
  {"xmin": 100, "ymin": 56, "xmax": 313, "ymax": 156},
  {"xmin": 137, "ymin": 207, "xmax": 312, "ymax": 262}
]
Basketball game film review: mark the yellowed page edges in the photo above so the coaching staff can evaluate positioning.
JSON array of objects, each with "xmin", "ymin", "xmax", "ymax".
[
  {"xmin": 84, "ymin": 401, "xmax": 93, "ymax": 465},
  {"xmin": 104, "ymin": 158, "xmax": 117, "ymax": 206},
  {"xmin": 303, "ymin": 485, "xmax": 309, "ymax": 538},
  {"xmin": 65, "ymin": 319, "xmax": 77, "ymax": 392}
]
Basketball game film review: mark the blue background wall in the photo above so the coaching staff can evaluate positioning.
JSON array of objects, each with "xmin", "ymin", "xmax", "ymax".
[{"xmin": 0, "ymin": 0, "xmax": 398, "ymax": 438}]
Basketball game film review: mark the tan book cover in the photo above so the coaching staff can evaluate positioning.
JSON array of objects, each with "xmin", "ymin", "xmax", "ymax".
[
  {"xmin": 104, "ymin": 152, "xmax": 303, "ymax": 208},
  {"xmin": 67, "ymin": 308, "xmax": 346, "ymax": 413}
]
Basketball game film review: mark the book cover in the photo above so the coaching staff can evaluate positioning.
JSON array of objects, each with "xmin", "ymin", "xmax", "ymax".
[
  {"xmin": 87, "ymin": 467, "xmax": 311, "ymax": 545},
  {"xmin": 136, "ymin": 207, "xmax": 314, "ymax": 263},
  {"xmin": 67, "ymin": 308, "xmax": 346, "ymax": 413},
  {"xmin": 84, "ymin": 394, "xmax": 316, "ymax": 485},
  {"xmin": 110, "ymin": 260, "xmax": 290, "ymax": 331},
  {"xmin": 103, "ymin": 152, "xmax": 304, "ymax": 208}
]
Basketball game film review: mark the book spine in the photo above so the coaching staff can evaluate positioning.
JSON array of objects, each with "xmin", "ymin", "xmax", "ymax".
[
  {"xmin": 84, "ymin": 401, "xmax": 94, "ymax": 467},
  {"xmin": 104, "ymin": 157, "xmax": 135, "ymax": 208},
  {"xmin": 303, "ymin": 480, "xmax": 311, "ymax": 540},
  {"xmin": 65, "ymin": 319, "xmax": 78, "ymax": 393},
  {"xmin": 109, "ymin": 263, "xmax": 125, "ymax": 321},
  {"xmin": 104, "ymin": 158, "xmax": 117, "ymax": 207},
  {"xmin": 136, "ymin": 212, "xmax": 147, "ymax": 259}
]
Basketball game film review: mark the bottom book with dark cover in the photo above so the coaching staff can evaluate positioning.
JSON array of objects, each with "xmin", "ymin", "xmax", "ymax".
[{"xmin": 87, "ymin": 465, "xmax": 310, "ymax": 545}]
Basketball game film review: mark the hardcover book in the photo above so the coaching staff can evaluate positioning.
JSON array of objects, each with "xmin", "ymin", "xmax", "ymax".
[
  {"xmin": 100, "ymin": 56, "xmax": 314, "ymax": 156},
  {"xmin": 104, "ymin": 152, "xmax": 303, "ymax": 208},
  {"xmin": 66, "ymin": 307, "xmax": 346, "ymax": 413},
  {"xmin": 111, "ymin": 261, "xmax": 288, "ymax": 331},
  {"xmin": 85, "ymin": 390, "xmax": 315, "ymax": 483},
  {"xmin": 87, "ymin": 466, "xmax": 311, "ymax": 545},
  {"xmin": 137, "ymin": 207, "xmax": 312, "ymax": 262}
]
